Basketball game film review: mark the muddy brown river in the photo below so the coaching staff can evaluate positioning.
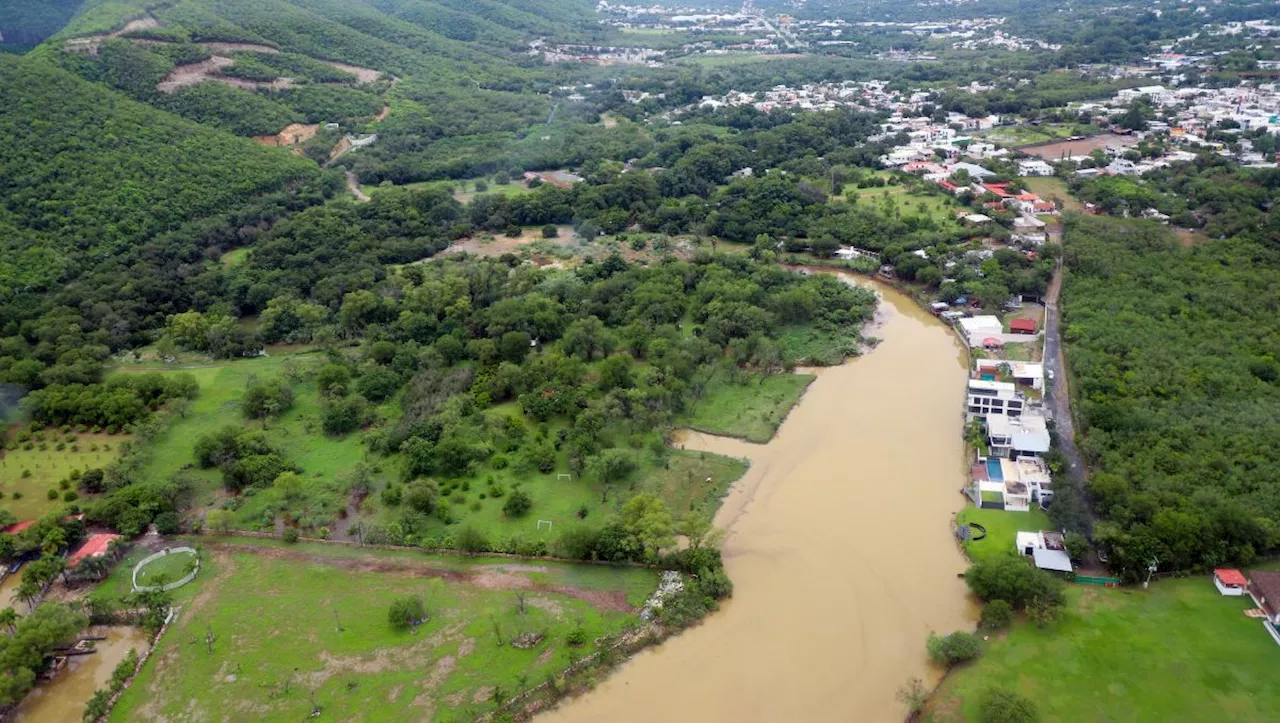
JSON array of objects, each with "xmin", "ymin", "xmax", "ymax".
[
  {"xmin": 544, "ymin": 273, "xmax": 977, "ymax": 722},
  {"xmin": 13, "ymin": 626, "xmax": 150, "ymax": 722}
]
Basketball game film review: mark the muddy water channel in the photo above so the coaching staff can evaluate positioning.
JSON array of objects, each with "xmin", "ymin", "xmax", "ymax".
[
  {"xmin": 13, "ymin": 627, "xmax": 150, "ymax": 722},
  {"xmin": 544, "ymin": 273, "xmax": 976, "ymax": 722}
]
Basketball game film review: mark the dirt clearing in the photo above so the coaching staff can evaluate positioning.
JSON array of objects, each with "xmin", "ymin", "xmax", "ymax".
[
  {"xmin": 156, "ymin": 56, "xmax": 295, "ymax": 93},
  {"xmin": 442, "ymin": 226, "xmax": 576, "ymax": 259}
]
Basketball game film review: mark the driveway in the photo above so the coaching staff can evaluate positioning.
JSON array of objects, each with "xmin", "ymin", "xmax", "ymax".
[{"xmin": 1043, "ymin": 254, "xmax": 1088, "ymax": 480}]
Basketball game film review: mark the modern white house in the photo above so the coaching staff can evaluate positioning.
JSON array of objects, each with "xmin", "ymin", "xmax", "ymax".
[
  {"xmin": 974, "ymin": 359, "xmax": 1045, "ymax": 390},
  {"xmin": 966, "ymin": 379, "xmax": 1024, "ymax": 421},
  {"xmin": 1016, "ymin": 530, "xmax": 1073, "ymax": 573},
  {"xmin": 987, "ymin": 411, "xmax": 1051, "ymax": 458}
]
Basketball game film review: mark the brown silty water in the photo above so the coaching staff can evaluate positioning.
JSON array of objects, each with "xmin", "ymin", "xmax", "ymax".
[
  {"xmin": 542, "ymin": 273, "xmax": 978, "ymax": 723},
  {"xmin": 13, "ymin": 626, "xmax": 151, "ymax": 722}
]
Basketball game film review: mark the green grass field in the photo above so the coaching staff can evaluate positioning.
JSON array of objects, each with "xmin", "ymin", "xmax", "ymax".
[
  {"xmin": 364, "ymin": 177, "xmax": 533, "ymax": 201},
  {"xmin": 981, "ymin": 123, "xmax": 1094, "ymax": 148},
  {"xmin": 927, "ymin": 577, "xmax": 1280, "ymax": 722},
  {"xmin": 117, "ymin": 354, "xmax": 369, "ymax": 518},
  {"xmin": 109, "ymin": 539, "xmax": 657, "ymax": 722},
  {"xmin": 219, "ymin": 248, "xmax": 251, "ymax": 268},
  {"xmin": 0, "ymin": 430, "xmax": 126, "ymax": 520},
  {"xmin": 957, "ymin": 505, "xmax": 1053, "ymax": 563},
  {"xmin": 682, "ymin": 373, "xmax": 814, "ymax": 443}
]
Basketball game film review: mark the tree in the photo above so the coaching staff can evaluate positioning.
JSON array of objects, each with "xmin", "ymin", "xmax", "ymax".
[
  {"xmin": 965, "ymin": 556, "xmax": 1065, "ymax": 612},
  {"xmin": 315, "ymin": 364, "xmax": 351, "ymax": 397},
  {"xmin": 979, "ymin": 687, "xmax": 1040, "ymax": 723},
  {"xmin": 503, "ymin": 488, "xmax": 533, "ymax": 518},
  {"xmin": 596, "ymin": 354, "xmax": 634, "ymax": 392},
  {"xmin": 926, "ymin": 631, "xmax": 981, "ymax": 667},
  {"xmin": 387, "ymin": 595, "xmax": 425, "ymax": 630},
  {"xmin": 618, "ymin": 494, "xmax": 675, "ymax": 561},
  {"xmin": 206, "ymin": 509, "xmax": 233, "ymax": 535},
  {"xmin": 979, "ymin": 599, "xmax": 1014, "ymax": 630},
  {"xmin": 585, "ymin": 449, "xmax": 636, "ymax": 486},
  {"xmin": 896, "ymin": 677, "xmax": 927, "ymax": 715},
  {"xmin": 0, "ymin": 608, "xmax": 18, "ymax": 635}
]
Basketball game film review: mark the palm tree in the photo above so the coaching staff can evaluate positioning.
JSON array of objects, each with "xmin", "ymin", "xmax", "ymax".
[{"xmin": 0, "ymin": 607, "xmax": 18, "ymax": 635}]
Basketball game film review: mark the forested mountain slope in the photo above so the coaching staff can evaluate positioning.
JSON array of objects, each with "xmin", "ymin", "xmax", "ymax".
[{"xmin": 0, "ymin": 53, "xmax": 329, "ymax": 375}]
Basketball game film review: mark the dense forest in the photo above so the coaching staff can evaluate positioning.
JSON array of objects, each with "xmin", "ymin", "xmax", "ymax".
[{"xmin": 1063, "ymin": 205, "xmax": 1280, "ymax": 580}]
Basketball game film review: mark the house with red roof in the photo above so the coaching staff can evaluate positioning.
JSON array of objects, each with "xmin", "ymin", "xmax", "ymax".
[
  {"xmin": 1213, "ymin": 568, "xmax": 1247, "ymax": 596},
  {"xmin": 982, "ymin": 183, "xmax": 1013, "ymax": 198},
  {"xmin": 1009, "ymin": 318, "xmax": 1038, "ymax": 335},
  {"xmin": 68, "ymin": 533, "xmax": 121, "ymax": 567},
  {"xmin": 3, "ymin": 521, "xmax": 34, "ymax": 536},
  {"xmin": 1033, "ymin": 200, "xmax": 1058, "ymax": 214}
]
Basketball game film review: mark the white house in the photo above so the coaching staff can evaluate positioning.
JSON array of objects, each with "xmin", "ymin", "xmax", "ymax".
[
  {"xmin": 966, "ymin": 379, "xmax": 1024, "ymax": 421},
  {"xmin": 975, "ymin": 359, "xmax": 1045, "ymax": 390},
  {"xmin": 958, "ymin": 315, "xmax": 1003, "ymax": 347},
  {"xmin": 986, "ymin": 412, "xmax": 1050, "ymax": 459},
  {"xmin": 1016, "ymin": 530, "xmax": 1073, "ymax": 573},
  {"xmin": 1213, "ymin": 569, "xmax": 1247, "ymax": 597},
  {"xmin": 1017, "ymin": 159, "xmax": 1055, "ymax": 176}
]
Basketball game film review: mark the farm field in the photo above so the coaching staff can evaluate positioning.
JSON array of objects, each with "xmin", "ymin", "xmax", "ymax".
[
  {"xmin": 956, "ymin": 505, "xmax": 1053, "ymax": 563},
  {"xmin": 0, "ymin": 430, "xmax": 126, "ymax": 520},
  {"xmin": 1022, "ymin": 177, "xmax": 1082, "ymax": 212},
  {"xmin": 682, "ymin": 373, "xmax": 815, "ymax": 443},
  {"xmin": 926, "ymin": 576, "xmax": 1280, "ymax": 722},
  {"xmin": 981, "ymin": 123, "xmax": 1095, "ymax": 147},
  {"xmin": 133, "ymin": 547, "xmax": 198, "ymax": 588},
  {"xmin": 108, "ymin": 539, "xmax": 659, "ymax": 722}
]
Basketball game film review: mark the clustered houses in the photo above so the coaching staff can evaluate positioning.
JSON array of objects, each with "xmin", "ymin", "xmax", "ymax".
[
  {"xmin": 964, "ymin": 354, "xmax": 1054, "ymax": 513},
  {"xmin": 693, "ymin": 80, "xmax": 929, "ymax": 116}
]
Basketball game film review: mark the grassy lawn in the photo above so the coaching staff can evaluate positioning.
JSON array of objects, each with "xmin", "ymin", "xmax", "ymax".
[
  {"xmin": 682, "ymin": 372, "xmax": 814, "ymax": 443},
  {"xmin": 957, "ymin": 504, "xmax": 1053, "ymax": 563},
  {"xmin": 927, "ymin": 578, "xmax": 1280, "ymax": 722},
  {"xmin": 109, "ymin": 540, "xmax": 657, "ymax": 722},
  {"xmin": 219, "ymin": 247, "xmax": 251, "ymax": 268},
  {"xmin": 0, "ymin": 430, "xmax": 126, "ymax": 520},
  {"xmin": 134, "ymin": 548, "xmax": 199, "ymax": 588}
]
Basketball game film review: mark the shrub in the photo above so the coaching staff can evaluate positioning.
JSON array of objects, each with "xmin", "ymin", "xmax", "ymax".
[
  {"xmin": 63, "ymin": 490, "xmax": 78, "ymax": 502},
  {"xmin": 59, "ymin": 479, "xmax": 70, "ymax": 490},
  {"xmin": 979, "ymin": 600, "xmax": 1014, "ymax": 630},
  {"xmin": 382, "ymin": 484, "xmax": 402, "ymax": 506},
  {"xmin": 154, "ymin": 511, "xmax": 181, "ymax": 535},
  {"xmin": 11, "ymin": 492, "xmax": 21, "ymax": 500},
  {"xmin": 80, "ymin": 469, "xmax": 105, "ymax": 493},
  {"xmin": 503, "ymin": 488, "xmax": 532, "ymax": 518},
  {"xmin": 565, "ymin": 627, "xmax": 588, "ymax": 647},
  {"xmin": 47, "ymin": 489, "xmax": 60, "ymax": 500},
  {"xmin": 387, "ymin": 595, "xmax": 426, "ymax": 630},
  {"xmin": 20, "ymin": 469, "xmax": 31, "ymax": 479},
  {"xmin": 455, "ymin": 526, "xmax": 490, "ymax": 552},
  {"xmin": 926, "ymin": 631, "xmax": 981, "ymax": 667},
  {"xmin": 979, "ymin": 687, "xmax": 1039, "ymax": 723},
  {"xmin": 541, "ymin": 225, "xmax": 558, "ymax": 238},
  {"xmin": 282, "ymin": 528, "xmax": 300, "ymax": 543},
  {"xmin": 474, "ymin": 180, "xmax": 488, "ymax": 192}
]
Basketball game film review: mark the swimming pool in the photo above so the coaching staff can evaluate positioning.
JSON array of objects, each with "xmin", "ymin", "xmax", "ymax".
[{"xmin": 986, "ymin": 457, "xmax": 1003, "ymax": 482}]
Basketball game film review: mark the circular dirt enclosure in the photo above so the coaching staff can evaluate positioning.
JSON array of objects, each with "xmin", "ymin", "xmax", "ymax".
[{"xmin": 132, "ymin": 547, "xmax": 200, "ymax": 592}]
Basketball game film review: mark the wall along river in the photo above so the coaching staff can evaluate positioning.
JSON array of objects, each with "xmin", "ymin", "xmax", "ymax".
[{"xmin": 543, "ymin": 272, "xmax": 977, "ymax": 722}]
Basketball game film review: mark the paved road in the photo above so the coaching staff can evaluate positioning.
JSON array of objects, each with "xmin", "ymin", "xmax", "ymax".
[{"xmin": 1043, "ymin": 232, "xmax": 1088, "ymax": 481}]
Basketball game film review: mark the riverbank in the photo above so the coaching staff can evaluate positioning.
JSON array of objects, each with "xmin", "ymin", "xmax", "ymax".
[{"xmin": 541, "ymin": 273, "xmax": 977, "ymax": 722}]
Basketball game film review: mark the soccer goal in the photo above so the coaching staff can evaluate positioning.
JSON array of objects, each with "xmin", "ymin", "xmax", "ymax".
[{"xmin": 536, "ymin": 520, "xmax": 553, "ymax": 531}]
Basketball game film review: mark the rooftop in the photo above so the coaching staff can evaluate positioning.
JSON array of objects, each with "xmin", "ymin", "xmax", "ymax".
[
  {"xmin": 3, "ymin": 521, "xmax": 34, "ymax": 536},
  {"xmin": 68, "ymin": 533, "xmax": 121, "ymax": 567},
  {"xmin": 1215, "ymin": 569, "xmax": 1248, "ymax": 587},
  {"xmin": 1249, "ymin": 570, "xmax": 1280, "ymax": 614}
]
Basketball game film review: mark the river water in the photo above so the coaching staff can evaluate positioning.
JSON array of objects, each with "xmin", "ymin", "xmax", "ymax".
[
  {"xmin": 13, "ymin": 626, "xmax": 151, "ymax": 722},
  {"xmin": 543, "ymin": 274, "xmax": 976, "ymax": 723}
]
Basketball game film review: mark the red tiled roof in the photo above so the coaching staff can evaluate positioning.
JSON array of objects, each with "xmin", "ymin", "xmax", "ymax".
[
  {"xmin": 938, "ymin": 179, "xmax": 958, "ymax": 191},
  {"xmin": 1016, "ymin": 192, "xmax": 1039, "ymax": 201},
  {"xmin": 1215, "ymin": 569, "xmax": 1247, "ymax": 587},
  {"xmin": 1010, "ymin": 318, "xmax": 1038, "ymax": 333},
  {"xmin": 3, "ymin": 521, "xmax": 34, "ymax": 536},
  {"xmin": 68, "ymin": 533, "xmax": 121, "ymax": 567},
  {"xmin": 984, "ymin": 183, "xmax": 1012, "ymax": 198}
]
